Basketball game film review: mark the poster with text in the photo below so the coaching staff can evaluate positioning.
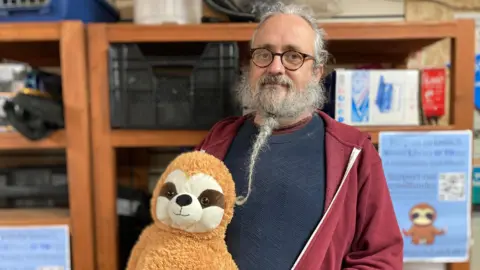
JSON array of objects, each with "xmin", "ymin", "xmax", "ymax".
[
  {"xmin": 379, "ymin": 130, "xmax": 472, "ymax": 262},
  {"xmin": 0, "ymin": 225, "xmax": 70, "ymax": 269}
]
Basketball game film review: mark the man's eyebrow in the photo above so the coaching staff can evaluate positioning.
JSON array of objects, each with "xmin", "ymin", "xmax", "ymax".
[{"xmin": 252, "ymin": 43, "xmax": 304, "ymax": 52}]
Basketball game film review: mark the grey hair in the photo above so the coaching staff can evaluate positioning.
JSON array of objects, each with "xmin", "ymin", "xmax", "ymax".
[{"xmin": 250, "ymin": 1, "xmax": 329, "ymax": 68}]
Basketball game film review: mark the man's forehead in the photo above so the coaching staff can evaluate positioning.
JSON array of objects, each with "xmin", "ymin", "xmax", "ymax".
[{"xmin": 252, "ymin": 14, "xmax": 315, "ymax": 53}]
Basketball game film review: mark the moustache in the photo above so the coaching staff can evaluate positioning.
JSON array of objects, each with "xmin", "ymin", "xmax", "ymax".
[{"xmin": 258, "ymin": 75, "xmax": 293, "ymax": 89}]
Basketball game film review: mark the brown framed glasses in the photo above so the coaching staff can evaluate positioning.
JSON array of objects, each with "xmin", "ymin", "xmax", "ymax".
[{"xmin": 250, "ymin": 48, "xmax": 315, "ymax": 71}]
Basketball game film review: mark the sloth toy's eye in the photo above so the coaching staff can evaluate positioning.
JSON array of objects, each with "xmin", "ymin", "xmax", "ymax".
[
  {"xmin": 200, "ymin": 197, "xmax": 210, "ymax": 206},
  {"xmin": 159, "ymin": 182, "xmax": 177, "ymax": 200},
  {"xmin": 197, "ymin": 189, "xmax": 224, "ymax": 209},
  {"xmin": 166, "ymin": 190, "xmax": 176, "ymax": 199}
]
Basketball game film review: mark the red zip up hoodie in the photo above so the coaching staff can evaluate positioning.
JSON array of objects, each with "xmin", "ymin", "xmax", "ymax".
[{"xmin": 194, "ymin": 110, "xmax": 404, "ymax": 270}]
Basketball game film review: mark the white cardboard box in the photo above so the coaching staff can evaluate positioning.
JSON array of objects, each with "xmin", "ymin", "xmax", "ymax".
[
  {"xmin": 325, "ymin": 0, "xmax": 404, "ymax": 20},
  {"xmin": 334, "ymin": 69, "xmax": 420, "ymax": 126}
]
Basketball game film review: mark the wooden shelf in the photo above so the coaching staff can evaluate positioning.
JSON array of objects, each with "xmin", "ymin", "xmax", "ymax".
[
  {"xmin": 88, "ymin": 20, "xmax": 475, "ymax": 270},
  {"xmin": 0, "ymin": 131, "xmax": 66, "ymax": 150},
  {"xmin": 0, "ymin": 22, "xmax": 61, "ymax": 66},
  {"xmin": 100, "ymin": 21, "xmax": 464, "ymax": 64},
  {"xmin": 0, "ymin": 208, "xmax": 69, "ymax": 226},
  {"xmin": 0, "ymin": 22, "xmax": 60, "ymax": 42},
  {"xmin": 111, "ymin": 130, "xmax": 208, "ymax": 147},
  {"xmin": 105, "ymin": 21, "xmax": 457, "ymax": 42},
  {"xmin": 473, "ymin": 158, "xmax": 480, "ymax": 166}
]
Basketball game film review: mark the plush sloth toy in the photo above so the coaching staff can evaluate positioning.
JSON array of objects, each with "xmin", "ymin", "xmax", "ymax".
[{"xmin": 126, "ymin": 151, "xmax": 238, "ymax": 270}]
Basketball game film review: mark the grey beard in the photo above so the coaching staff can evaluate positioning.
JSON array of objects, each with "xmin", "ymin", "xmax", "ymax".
[
  {"xmin": 233, "ymin": 68, "xmax": 327, "ymax": 206},
  {"xmin": 235, "ymin": 116, "xmax": 278, "ymax": 206},
  {"xmin": 235, "ymin": 66, "xmax": 326, "ymax": 120}
]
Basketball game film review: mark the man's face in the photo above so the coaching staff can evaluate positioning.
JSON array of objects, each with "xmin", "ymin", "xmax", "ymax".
[
  {"xmin": 246, "ymin": 14, "xmax": 323, "ymax": 119},
  {"xmin": 232, "ymin": 14, "xmax": 327, "ymax": 206}
]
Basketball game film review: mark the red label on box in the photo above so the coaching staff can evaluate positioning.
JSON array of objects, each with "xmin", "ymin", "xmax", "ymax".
[{"xmin": 421, "ymin": 68, "xmax": 446, "ymax": 117}]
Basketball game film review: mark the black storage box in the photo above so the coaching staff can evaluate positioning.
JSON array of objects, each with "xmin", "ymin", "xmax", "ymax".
[{"xmin": 108, "ymin": 42, "xmax": 241, "ymax": 129}]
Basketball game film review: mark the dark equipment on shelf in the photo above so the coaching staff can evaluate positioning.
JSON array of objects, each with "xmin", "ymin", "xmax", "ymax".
[
  {"xmin": 202, "ymin": 0, "xmax": 276, "ymax": 22},
  {"xmin": 3, "ymin": 70, "xmax": 64, "ymax": 141}
]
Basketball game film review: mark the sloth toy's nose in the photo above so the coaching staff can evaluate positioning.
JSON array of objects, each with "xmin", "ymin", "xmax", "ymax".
[{"xmin": 176, "ymin": 194, "xmax": 192, "ymax": 207}]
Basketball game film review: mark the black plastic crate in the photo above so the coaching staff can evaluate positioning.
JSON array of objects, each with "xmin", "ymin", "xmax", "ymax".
[{"xmin": 108, "ymin": 42, "xmax": 241, "ymax": 129}]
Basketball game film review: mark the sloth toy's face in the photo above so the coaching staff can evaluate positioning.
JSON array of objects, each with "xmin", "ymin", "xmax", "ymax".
[{"xmin": 155, "ymin": 169, "xmax": 226, "ymax": 233}]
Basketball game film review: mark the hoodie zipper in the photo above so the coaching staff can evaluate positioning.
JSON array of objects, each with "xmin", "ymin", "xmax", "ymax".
[{"xmin": 291, "ymin": 147, "xmax": 362, "ymax": 270}]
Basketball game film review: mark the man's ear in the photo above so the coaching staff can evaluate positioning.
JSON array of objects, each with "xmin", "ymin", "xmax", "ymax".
[{"xmin": 313, "ymin": 65, "xmax": 324, "ymax": 82}]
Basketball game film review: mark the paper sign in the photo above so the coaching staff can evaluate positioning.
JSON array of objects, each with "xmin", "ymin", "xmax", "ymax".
[
  {"xmin": 0, "ymin": 225, "xmax": 70, "ymax": 270},
  {"xmin": 379, "ymin": 130, "xmax": 472, "ymax": 262}
]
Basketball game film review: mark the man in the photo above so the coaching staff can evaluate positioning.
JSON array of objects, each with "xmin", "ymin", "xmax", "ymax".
[{"xmin": 195, "ymin": 2, "xmax": 403, "ymax": 269}]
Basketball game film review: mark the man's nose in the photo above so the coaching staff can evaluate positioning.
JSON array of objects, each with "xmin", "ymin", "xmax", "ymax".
[{"xmin": 266, "ymin": 55, "xmax": 285, "ymax": 75}]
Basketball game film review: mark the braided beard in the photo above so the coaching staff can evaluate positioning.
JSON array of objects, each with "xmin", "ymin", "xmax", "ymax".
[{"xmin": 233, "ymin": 68, "xmax": 326, "ymax": 205}]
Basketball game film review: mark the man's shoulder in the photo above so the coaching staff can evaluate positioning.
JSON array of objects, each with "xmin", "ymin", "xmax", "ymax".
[
  {"xmin": 196, "ymin": 115, "xmax": 247, "ymax": 150},
  {"xmin": 318, "ymin": 111, "xmax": 372, "ymax": 148},
  {"xmin": 207, "ymin": 115, "xmax": 246, "ymax": 137},
  {"xmin": 317, "ymin": 111, "xmax": 381, "ymax": 165}
]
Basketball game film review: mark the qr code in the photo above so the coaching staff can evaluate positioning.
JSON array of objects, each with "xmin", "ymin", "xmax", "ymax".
[{"xmin": 438, "ymin": 172, "xmax": 466, "ymax": 201}]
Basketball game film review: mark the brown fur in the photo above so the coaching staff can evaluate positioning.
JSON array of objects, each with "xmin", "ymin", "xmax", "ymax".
[{"xmin": 126, "ymin": 151, "xmax": 238, "ymax": 270}]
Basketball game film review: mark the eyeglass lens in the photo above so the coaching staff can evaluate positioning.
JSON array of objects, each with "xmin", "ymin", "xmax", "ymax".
[{"xmin": 252, "ymin": 48, "xmax": 304, "ymax": 70}]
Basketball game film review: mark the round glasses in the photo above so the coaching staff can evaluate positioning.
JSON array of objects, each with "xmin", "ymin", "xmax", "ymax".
[{"xmin": 250, "ymin": 48, "xmax": 315, "ymax": 71}]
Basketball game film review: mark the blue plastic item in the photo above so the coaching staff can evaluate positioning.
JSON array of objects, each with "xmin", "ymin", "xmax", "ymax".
[
  {"xmin": 351, "ymin": 70, "xmax": 370, "ymax": 123},
  {"xmin": 475, "ymin": 54, "xmax": 480, "ymax": 110},
  {"xmin": 375, "ymin": 75, "xmax": 393, "ymax": 113},
  {"xmin": 0, "ymin": 0, "xmax": 119, "ymax": 23}
]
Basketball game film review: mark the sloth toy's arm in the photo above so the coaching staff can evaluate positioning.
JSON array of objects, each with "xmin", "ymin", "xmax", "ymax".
[
  {"xmin": 402, "ymin": 227, "xmax": 413, "ymax": 236},
  {"xmin": 434, "ymin": 227, "xmax": 446, "ymax": 235},
  {"xmin": 126, "ymin": 224, "xmax": 156, "ymax": 270}
]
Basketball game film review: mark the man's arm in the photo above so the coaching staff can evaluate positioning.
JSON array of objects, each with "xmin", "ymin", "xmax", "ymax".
[{"xmin": 343, "ymin": 147, "xmax": 404, "ymax": 269}]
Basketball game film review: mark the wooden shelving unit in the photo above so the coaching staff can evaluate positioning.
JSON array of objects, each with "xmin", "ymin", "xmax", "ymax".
[
  {"xmin": 0, "ymin": 208, "xmax": 70, "ymax": 226},
  {"xmin": 88, "ymin": 20, "xmax": 474, "ymax": 270},
  {"xmin": 0, "ymin": 130, "xmax": 66, "ymax": 149},
  {"xmin": 0, "ymin": 21, "xmax": 95, "ymax": 270}
]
